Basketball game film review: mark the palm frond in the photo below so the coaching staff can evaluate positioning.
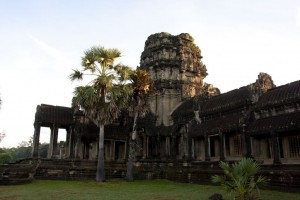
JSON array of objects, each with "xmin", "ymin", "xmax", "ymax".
[
  {"xmin": 212, "ymin": 158, "xmax": 267, "ymax": 200},
  {"xmin": 81, "ymin": 49, "xmax": 97, "ymax": 70},
  {"xmin": 114, "ymin": 64, "xmax": 133, "ymax": 83},
  {"xmin": 69, "ymin": 69, "xmax": 83, "ymax": 81},
  {"xmin": 106, "ymin": 48, "xmax": 122, "ymax": 60}
]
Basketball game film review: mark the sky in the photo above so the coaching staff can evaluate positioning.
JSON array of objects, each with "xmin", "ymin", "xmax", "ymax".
[{"xmin": 0, "ymin": 0, "xmax": 300, "ymax": 148}]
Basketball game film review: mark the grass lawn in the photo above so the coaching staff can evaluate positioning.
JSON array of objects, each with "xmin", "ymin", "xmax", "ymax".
[{"xmin": 0, "ymin": 179, "xmax": 299, "ymax": 200}]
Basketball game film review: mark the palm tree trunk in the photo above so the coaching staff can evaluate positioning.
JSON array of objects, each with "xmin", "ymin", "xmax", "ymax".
[
  {"xmin": 96, "ymin": 124, "xmax": 105, "ymax": 182},
  {"xmin": 126, "ymin": 111, "xmax": 138, "ymax": 182}
]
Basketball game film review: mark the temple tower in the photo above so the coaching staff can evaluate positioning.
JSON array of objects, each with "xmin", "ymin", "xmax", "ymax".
[{"xmin": 140, "ymin": 32, "xmax": 210, "ymax": 126}]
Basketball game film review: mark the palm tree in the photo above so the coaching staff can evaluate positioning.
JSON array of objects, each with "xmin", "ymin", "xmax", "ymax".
[
  {"xmin": 125, "ymin": 69, "xmax": 151, "ymax": 181},
  {"xmin": 70, "ymin": 46, "xmax": 130, "ymax": 182},
  {"xmin": 212, "ymin": 158, "xmax": 267, "ymax": 200}
]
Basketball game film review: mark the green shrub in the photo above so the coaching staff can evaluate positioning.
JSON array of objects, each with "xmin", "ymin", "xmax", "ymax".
[
  {"xmin": 0, "ymin": 152, "xmax": 12, "ymax": 164},
  {"xmin": 212, "ymin": 158, "xmax": 267, "ymax": 200}
]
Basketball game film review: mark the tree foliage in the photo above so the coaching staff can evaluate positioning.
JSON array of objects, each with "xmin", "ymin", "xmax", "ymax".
[
  {"xmin": 0, "ymin": 153, "xmax": 12, "ymax": 164},
  {"xmin": 212, "ymin": 158, "xmax": 267, "ymax": 200},
  {"xmin": 71, "ymin": 46, "xmax": 130, "ymax": 126}
]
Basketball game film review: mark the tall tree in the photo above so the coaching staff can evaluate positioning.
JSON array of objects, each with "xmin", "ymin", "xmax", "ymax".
[
  {"xmin": 70, "ymin": 46, "xmax": 130, "ymax": 182},
  {"xmin": 125, "ymin": 69, "xmax": 151, "ymax": 181}
]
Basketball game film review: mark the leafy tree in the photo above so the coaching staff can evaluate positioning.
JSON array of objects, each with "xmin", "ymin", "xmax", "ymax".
[
  {"xmin": 70, "ymin": 46, "xmax": 131, "ymax": 182},
  {"xmin": 39, "ymin": 143, "xmax": 49, "ymax": 158},
  {"xmin": 12, "ymin": 146, "xmax": 31, "ymax": 161},
  {"xmin": 4, "ymin": 139, "xmax": 32, "ymax": 162},
  {"xmin": 0, "ymin": 153, "xmax": 12, "ymax": 164},
  {"xmin": 125, "ymin": 69, "xmax": 151, "ymax": 181},
  {"xmin": 212, "ymin": 158, "xmax": 267, "ymax": 200}
]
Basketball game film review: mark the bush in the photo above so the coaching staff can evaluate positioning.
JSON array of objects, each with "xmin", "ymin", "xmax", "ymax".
[
  {"xmin": 0, "ymin": 153, "xmax": 12, "ymax": 164},
  {"xmin": 212, "ymin": 158, "xmax": 267, "ymax": 200}
]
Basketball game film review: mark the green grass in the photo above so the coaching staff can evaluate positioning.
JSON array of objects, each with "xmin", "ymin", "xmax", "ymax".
[{"xmin": 0, "ymin": 179, "xmax": 299, "ymax": 200}]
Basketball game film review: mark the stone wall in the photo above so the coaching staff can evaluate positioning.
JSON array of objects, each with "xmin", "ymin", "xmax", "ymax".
[{"xmin": 4, "ymin": 158, "xmax": 298, "ymax": 190}]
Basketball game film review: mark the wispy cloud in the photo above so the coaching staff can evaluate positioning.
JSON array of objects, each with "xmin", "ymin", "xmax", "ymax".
[{"xmin": 27, "ymin": 34, "xmax": 71, "ymax": 66}]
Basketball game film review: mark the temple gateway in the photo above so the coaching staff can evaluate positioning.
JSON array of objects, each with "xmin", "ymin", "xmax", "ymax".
[{"xmin": 10, "ymin": 33, "xmax": 300, "ymax": 187}]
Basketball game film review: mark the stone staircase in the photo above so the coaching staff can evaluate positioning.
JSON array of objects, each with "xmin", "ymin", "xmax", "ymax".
[
  {"xmin": 0, "ymin": 159, "xmax": 40, "ymax": 185},
  {"xmin": 0, "ymin": 158, "xmax": 127, "ymax": 184},
  {"xmin": 1, "ymin": 158, "xmax": 300, "ymax": 191},
  {"xmin": 33, "ymin": 159, "xmax": 126, "ymax": 180}
]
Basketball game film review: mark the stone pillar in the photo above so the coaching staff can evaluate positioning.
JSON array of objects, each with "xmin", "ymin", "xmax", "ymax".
[
  {"xmin": 143, "ymin": 134, "xmax": 147, "ymax": 159},
  {"xmin": 188, "ymin": 134, "xmax": 193, "ymax": 160},
  {"xmin": 74, "ymin": 135, "xmax": 81, "ymax": 158},
  {"xmin": 53, "ymin": 126, "xmax": 58, "ymax": 156},
  {"xmin": 65, "ymin": 127, "xmax": 70, "ymax": 158},
  {"xmin": 48, "ymin": 124, "xmax": 58, "ymax": 158},
  {"xmin": 68, "ymin": 126, "xmax": 76, "ymax": 159},
  {"xmin": 156, "ymin": 135, "xmax": 161, "ymax": 158},
  {"xmin": 84, "ymin": 141, "xmax": 90, "ymax": 159},
  {"xmin": 219, "ymin": 132, "xmax": 225, "ymax": 161},
  {"xmin": 205, "ymin": 134, "xmax": 210, "ymax": 161},
  {"xmin": 171, "ymin": 135, "xmax": 177, "ymax": 159},
  {"xmin": 47, "ymin": 126, "xmax": 53, "ymax": 158},
  {"xmin": 166, "ymin": 136, "xmax": 170, "ymax": 157},
  {"xmin": 32, "ymin": 122, "xmax": 41, "ymax": 158},
  {"xmin": 191, "ymin": 138, "xmax": 195, "ymax": 159},
  {"xmin": 241, "ymin": 124, "xmax": 252, "ymax": 158},
  {"xmin": 272, "ymin": 132, "xmax": 281, "ymax": 164},
  {"xmin": 111, "ymin": 140, "xmax": 115, "ymax": 160}
]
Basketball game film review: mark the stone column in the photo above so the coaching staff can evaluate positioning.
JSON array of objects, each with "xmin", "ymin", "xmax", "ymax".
[
  {"xmin": 68, "ymin": 128, "xmax": 73, "ymax": 158},
  {"xmin": 68, "ymin": 126, "xmax": 76, "ymax": 159},
  {"xmin": 84, "ymin": 141, "xmax": 90, "ymax": 159},
  {"xmin": 142, "ymin": 134, "xmax": 147, "ymax": 159},
  {"xmin": 205, "ymin": 134, "xmax": 210, "ymax": 161},
  {"xmin": 166, "ymin": 136, "xmax": 170, "ymax": 157},
  {"xmin": 171, "ymin": 135, "xmax": 177, "ymax": 159},
  {"xmin": 32, "ymin": 122, "xmax": 41, "ymax": 158},
  {"xmin": 191, "ymin": 138, "xmax": 195, "ymax": 159},
  {"xmin": 48, "ymin": 124, "xmax": 58, "ymax": 158},
  {"xmin": 64, "ymin": 127, "xmax": 70, "ymax": 158},
  {"xmin": 241, "ymin": 124, "xmax": 252, "ymax": 158},
  {"xmin": 219, "ymin": 132, "xmax": 225, "ymax": 161},
  {"xmin": 188, "ymin": 134, "xmax": 193, "ymax": 160},
  {"xmin": 111, "ymin": 140, "xmax": 115, "ymax": 160},
  {"xmin": 156, "ymin": 135, "xmax": 161, "ymax": 158},
  {"xmin": 271, "ymin": 132, "xmax": 281, "ymax": 164},
  {"xmin": 47, "ymin": 126, "xmax": 53, "ymax": 158}
]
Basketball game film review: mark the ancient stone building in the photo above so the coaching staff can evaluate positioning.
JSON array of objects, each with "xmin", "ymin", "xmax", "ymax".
[
  {"xmin": 32, "ymin": 105, "xmax": 129, "ymax": 161},
  {"xmin": 21, "ymin": 32, "xmax": 300, "ymax": 187}
]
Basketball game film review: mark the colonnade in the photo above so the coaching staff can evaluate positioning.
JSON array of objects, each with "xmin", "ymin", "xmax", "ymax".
[{"xmin": 31, "ymin": 122, "xmax": 74, "ymax": 159}]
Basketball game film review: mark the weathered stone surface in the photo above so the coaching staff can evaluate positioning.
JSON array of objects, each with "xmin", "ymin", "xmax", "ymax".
[
  {"xmin": 139, "ymin": 32, "xmax": 219, "ymax": 132},
  {"xmin": 140, "ymin": 32, "xmax": 211, "ymax": 97}
]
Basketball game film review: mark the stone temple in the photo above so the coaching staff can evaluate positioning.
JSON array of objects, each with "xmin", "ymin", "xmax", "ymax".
[{"xmin": 2, "ymin": 33, "xmax": 300, "ymax": 188}]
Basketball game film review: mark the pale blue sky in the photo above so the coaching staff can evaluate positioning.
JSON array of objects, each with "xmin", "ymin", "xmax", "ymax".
[{"xmin": 0, "ymin": 0, "xmax": 300, "ymax": 147}]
